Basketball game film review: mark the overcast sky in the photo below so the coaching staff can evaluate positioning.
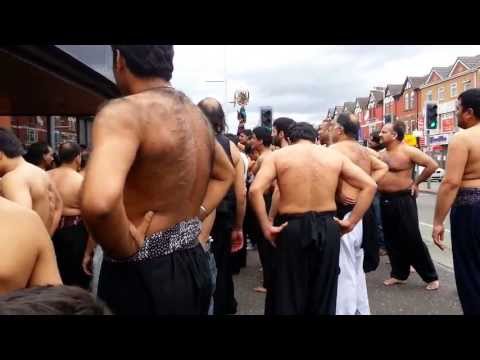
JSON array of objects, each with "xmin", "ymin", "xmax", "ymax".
[{"xmin": 171, "ymin": 45, "xmax": 480, "ymax": 132}]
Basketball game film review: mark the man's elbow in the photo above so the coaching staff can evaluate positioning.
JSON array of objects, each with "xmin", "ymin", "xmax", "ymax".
[
  {"xmin": 442, "ymin": 177, "xmax": 461, "ymax": 190},
  {"xmin": 81, "ymin": 192, "xmax": 119, "ymax": 220},
  {"xmin": 248, "ymin": 185, "xmax": 261, "ymax": 202}
]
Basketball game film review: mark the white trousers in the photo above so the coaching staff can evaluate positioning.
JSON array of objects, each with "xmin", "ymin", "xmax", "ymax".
[{"xmin": 336, "ymin": 212, "xmax": 370, "ymax": 315}]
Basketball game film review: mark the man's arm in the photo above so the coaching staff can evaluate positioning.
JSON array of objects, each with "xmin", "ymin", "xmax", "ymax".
[
  {"xmin": 408, "ymin": 146, "xmax": 439, "ymax": 185},
  {"xmin": 80, "ymin": 101, "xmax": 141, "ymax": 258},
  {"xmin": 48, "ymin": 183, "xmax": 63, "ymax": 235},
  {"xmin": 1, "ymin": 174, "xmax": 32, "ymax": 209},
  {"xmin": 433, "ymin": 135, "xmax": 468, "ymax": 250},
  {"xmin": 370, "ymin": 153, "xmax": 389, "ymax": 183},
  {"xmin": 199, "ymin": 140, "xmax": 235, "ymax": 221},
  {"xmin": 249, "ymin": 154, "xmax": 288, "ymax": 243},
  {"xmin": 337, "ymin": 155, "xmax": 377, "ymax": 233},
  {"xmin": 268, "ymin": 182, "xmax": 280, "ymax": 220},
  {"xmin": 230, "ymin": 143, "xmax": 246, "ymax": 230}
]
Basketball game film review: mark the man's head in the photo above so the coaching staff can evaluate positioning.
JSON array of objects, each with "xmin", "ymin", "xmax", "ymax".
[
  {"xmin": 0, "ymin": 128, "xmax": 25, "ymax": 175},
  {"xmin": 197, "ymin": 97, "xmax": 226, "ymax": 135},
  {"xmin": 252, "ymin": 126, "xmax": 273, "ymax": 151},
  {"xmin": 318, "ymin": 120, "xmax": 333, "ymax": 145},
  {"xmin": 58, "ymin": 142, "xmax": 82, "ymax": 170},
  {"xmin": 380, "ymin": 121, "xmax": 406, "ymax": 145},
  {"xmin": 457, "ymin": 89, "xmax": 480, "ymax": 129},
  {"xmin": 368, "ymin": 130, "xmax": 385, "ymax": 151},
  {"xmin": 332, "ymin": 112, "xmax": 359, "ymax": 143},
  {"xmin": 289, "ymin": 122, "xmax": 317, "ymax": 144},
  {"xmin": 24, "ymin": 141, "xmax": 54, "ymax": 170},
  {"xmin": 110, "ymin": 45, "xmax": 174, "ymax": 95},
  {"xmin": 272, "ymin": 117, "xmax": 296, "ymax": 147},
  {"xmin": 238, "ymin": 129, "xmax": 253, "ymax": 145},
  {"xmin": 0, "ymin": 285, "xmax": 112, "ymax": 315}
]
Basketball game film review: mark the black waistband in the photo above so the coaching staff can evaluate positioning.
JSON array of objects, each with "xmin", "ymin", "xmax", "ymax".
[
  {"xmin": 59, "ymin": 215, "xmax": 82, "ymax": 229},
  {"xmin": 276, "ymin": 211, "xmax": 336, "ymax": 223},
  {"xmin": 380, "ymin": 189, "xmax": 411, "ymax": 199},
  {"xmin": 454, "ymin": 187, "xmax": 480, "ymax": 207},
  {"xmin": 336, "ymin": 203, "xmax": 355, "ymax": 220}
]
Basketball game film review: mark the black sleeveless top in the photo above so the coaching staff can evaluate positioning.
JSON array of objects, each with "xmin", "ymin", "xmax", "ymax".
[{"xmin": 216, "ymin": 133, "xmax": 236, "ymax": 215}]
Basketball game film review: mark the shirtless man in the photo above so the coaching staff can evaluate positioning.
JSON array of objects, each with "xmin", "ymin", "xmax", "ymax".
[
  {"xmin": 49, "ymin": 142, "xmax": 90, "ymax": 289},
  {"xmin": 330, "ymin": 113, "xmax": 388, "ymax": 315},
  {"xmin": 24, "ymin": 142, "xmax": 55, "ymax": 171},
  {"xmin": 0, "ymin": 196, "xmax": 61, "ymax": 295},
  {"xmin": 433, "ymin": 89, "xmax": 480, "ymax": 314},
  {"xmin": 377, "ymin": 121, "xmax": 439, "ymax": 290},
  {"xmin": 0, "ymin": 128, "xmax": 62, "ymax": 236},
  {"xmin": 80, "ymin": 45, "xmax": 235, "ymax": 315},
  {"xmin": 250, "ymin": 126, "xmax": 275, "ymax": 296},
  {"xmin": 249, "ymin": 122, "xmax": 377, "ymax": 315},
  {"xmin": 198, "ymin": 98, "xmax": 246, "ymax": 315},
  {"xmin": 318, "ymin": 119, "xmax": 333, "ymax": 146}
]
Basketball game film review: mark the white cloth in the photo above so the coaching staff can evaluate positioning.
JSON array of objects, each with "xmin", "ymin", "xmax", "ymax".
[
  {"xmin": 91, "ymin": 245, "xmax": 103, "ymax": 297},
  {"xmin": 336, "ymin": 212, "xmax": 370, "ymax": 315},
  {"xmin": 240, "ymin": 152, "xmax": 249, "ymax": 181}
]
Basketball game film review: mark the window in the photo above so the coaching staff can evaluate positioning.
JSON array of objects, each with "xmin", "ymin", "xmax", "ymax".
[
  {"xmin": 404, "ymin": 93, "xmax": 410, "ymax": 110},
  {"xmin": 450, "ymin": 82, "xmax": 457, "ymax": 97},
  {"xmin": 438, "ymin": 87, "xmax": 445, "ymax": 101},
  {"xmin": 464, "ymin": 80, "xmax": 471, "ymax": 91},
  {"xmin": 410, "ymin": 92, "xmax": 416, "ymax": 110},
  {"xmin": 26, "ymin": 128, "xmax": 38, "ymax": 145},
  {"xmin": 427, "ymin": 90, "xmax": 433, "ymax": 102}
]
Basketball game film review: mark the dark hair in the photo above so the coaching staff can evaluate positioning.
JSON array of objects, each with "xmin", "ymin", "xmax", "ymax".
[
  {"xmin": 458, "ymin": 88, "xmax": 480, "ymax": 118},
  {"xmin": 0, "ymin": 127, "xmax": 25, "ymax": 158},
  {"xmin": 336, "ymin": 112, "xmax": 359, "ymax": 139},
  {"xmin": 244, "ymin": 143, "xmax": 254, "ymax": 155},
  {"xmin": 392, "ymin": 120, "xmax": 406, "ymax": 141},
  {"xmin": 225, "ymin": 133, "xmax": 239, "ymax": 146},
  {"xmin": 273, "ymin": 117, "xmax": 296, "ymax": 138},
  {"xmin": 197, "ymin": 98, "xmax": 226, "ymax": 135},
  {"xmin": 0, "ymin": 285, "xmax": 112, "ymax": 315},
  {"xmin": 111, "ymin": 45, "xmax": 174, "ymax": 81},
  {"xmin": 24, "ymin": 142, "xmax": 50, "ymax": 165},
  {"xmin": 58, "ymin": 142, "xmax": 81, "ymax": 164},
  {"xmin": 289, "ymin": 122, "xmax": 317, "ymax": 144},
  {"xmin": 253, "ymin": 126, "xmax": 273, "ymax": 147},
  {"xmin": 81, "ymin": 150, "xmax": 89, "ymax": 169},
  {"xmin": 370, "ymin": 130, "xmax": 381, "ymax": 144},
  {"xmin": 239, "ymin": 129, "xmax": 253, "ymax": 138}
]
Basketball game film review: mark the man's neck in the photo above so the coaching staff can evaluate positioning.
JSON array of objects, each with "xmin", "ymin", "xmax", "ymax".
[
  {"xmin": 129, "ymin": 78, "xmax": 172, "ymax": 95},
  {"xmin": 259, "ymin": 146, "xmax": 270, "ymax": 155},
  {"xmin": 280, "ymin": 139, "xmax": 289, "ymax": 148},
  {"xmin": 3, "ymin": 157, "xmax": 25, "ymax": 173},
  {"xmin": 386, "ymin": 141, "xmax": 401, "ymax": 151},
  {"xmin": 336, "ymin": 135, "xmax": 355, "ymax": 143},
  {"xmin": 60, "ymin": 162, "xmax": 79, "ymax": 172}
]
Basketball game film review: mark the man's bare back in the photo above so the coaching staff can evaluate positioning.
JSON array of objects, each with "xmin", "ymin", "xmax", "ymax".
[
  {"xmin": 81, "ymin": 88, "xmax": 233, "ymax": 257},
  {"xmin": 331, "ymin": 141, "xmax": 388, "ymax": 204},
  {"xmin": 273, "ymin": 143, "xmax": 345, "ymax": 214},
  {"xmin": 0, "ymin": 197, "xmax": 62, "ymax": 294},
  {"xmin": 49, "ymin": 167, "xmax": 83, "ymax": 216},
  {"xmin": 1, "ymin": 160, "xmax": 61, "ymax": 234}
]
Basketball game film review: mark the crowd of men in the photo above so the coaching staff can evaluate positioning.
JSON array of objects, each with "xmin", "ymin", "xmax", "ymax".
[{"xmin": 0, "ymin": 45, "xmax": 480, "ymax": 315}]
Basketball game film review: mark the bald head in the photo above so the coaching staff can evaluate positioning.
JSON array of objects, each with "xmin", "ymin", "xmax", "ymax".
[
  {"xmin": 198, "ymin": 97, "xmax": 226, "ymax": 135},
  {"xmin": 58, "ymin": 141, "xmax": 81, "ymax": 164},
  {"xmin": 335, "ymin": 112, "xmax": 359, "ymax": 140}
]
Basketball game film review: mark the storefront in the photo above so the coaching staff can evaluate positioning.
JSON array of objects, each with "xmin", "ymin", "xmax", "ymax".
[
  {"xmin": 427, "ymin": 133, "xmax": 451, "ymax": 169},
  {"xmin": 0, "ymin": 45, "xmax": 119, "ymax": 148}
]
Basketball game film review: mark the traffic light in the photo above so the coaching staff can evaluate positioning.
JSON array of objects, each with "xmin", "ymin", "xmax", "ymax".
[
  {"xmin": 426, "ymin": 103, "xmax": 438, "ymax": 130},
  {"xmin": 260, "ymin": 107, "xmax": 273, "ymax": 129}
]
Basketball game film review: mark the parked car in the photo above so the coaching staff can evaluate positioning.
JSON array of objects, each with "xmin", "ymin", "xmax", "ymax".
[
  {"xmin": 430, "ymin": 168, "xmax": 445, "ymax": 182},
  {"xmin": 416, "ymin": 166, "xmax": 445, "ymax": 182}
]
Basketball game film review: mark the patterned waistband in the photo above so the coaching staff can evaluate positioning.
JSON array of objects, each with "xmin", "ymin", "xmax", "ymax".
[
  {"xmin": 59, "ymin": 215, "xmax": 82, "ymax": 229},
  {"xmin": 454, "ymin": 188, "xmax": 480, "ymax": 207},
  {"xmin": 104, "ymin": 218, "xmax": 201, "ymax": 263}
]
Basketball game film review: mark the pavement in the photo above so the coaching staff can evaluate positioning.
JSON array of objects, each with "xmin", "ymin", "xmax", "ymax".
[{"xmin": 233, "ymin": 190, "xmax": 462, "ymax": 315}]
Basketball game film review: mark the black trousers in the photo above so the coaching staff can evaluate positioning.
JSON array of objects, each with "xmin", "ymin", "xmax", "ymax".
[
  {"xmin": 98, "ymin": 244, "xmax": 211, "ymax": 315},
  {"xmin": 380, "ymin": 190, "xmax": 438, "ymax": 283},
  {"xmin": 52, "ymin": 222, "xmax": 90, "ymax": 290},
  {"xmin": 450, "ymin": 188, "xmax": 480, "ymax": 315},
  {"xmin": 211, "ymin": 212, "xmax": 237, "ymax": 315},
  {"xmin": 268, "ymin": 212, "xmax": 340, "ymax": 315}
]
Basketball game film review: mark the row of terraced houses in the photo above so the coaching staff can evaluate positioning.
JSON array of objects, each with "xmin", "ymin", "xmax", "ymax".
[{"xmin": 324, "ymin": 54, "xmax": 480, "ymax": 168}]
